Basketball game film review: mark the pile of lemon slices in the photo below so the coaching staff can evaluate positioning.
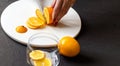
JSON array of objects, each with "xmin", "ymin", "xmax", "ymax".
[
  {"xmin": 29, "ymin": 50, "xmax": 52, "ymax": 66},
  {"xmin": 26, "ymin": 17, "xmax": 45, "ymax": 29},
  {"xmin": 26, "ymin": 7, "xmax": 53, "ymax": 29},
  {"xmin": 16, "ymin": 7, "xmax": 53, "ymax": 33}
]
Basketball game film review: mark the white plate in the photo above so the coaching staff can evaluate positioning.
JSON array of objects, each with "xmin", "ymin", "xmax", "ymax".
[{"xmin": 1, "ymin": 0, "xmax": 81, "ymax": 47}]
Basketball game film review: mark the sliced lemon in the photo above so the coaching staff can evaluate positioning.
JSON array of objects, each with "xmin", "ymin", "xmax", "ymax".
[
  {"xmin": 36, "ymin": 9, "xmax": 45, "ymax": 22},
  {"xmin": 26, "ymin": 20, "xmax": 39, "ymax": 29},
  {"xmin": 43, "ymin": 7, "xmax": 53, "ymax": 24},
  {"xmin": 33, "ymin": 58, "xmax": 52, "ymax": 66},
  {"xmin": 29, "ymin": 50, "xmax": 45, "ymax": 61},
  {"xmin": 29, "ymin": 17, "xmax": 45, "ymax": 27},
  {"xmin": 26, "ymin": 17, "xmax": 45, "ymax": 29}
]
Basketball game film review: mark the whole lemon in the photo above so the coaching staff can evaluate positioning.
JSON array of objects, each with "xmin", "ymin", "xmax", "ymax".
[{"xmin": 58, "ymin": 36, "xmax": 80, "ymax": 57}]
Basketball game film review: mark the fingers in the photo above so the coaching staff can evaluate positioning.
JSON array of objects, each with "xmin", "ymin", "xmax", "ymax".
[
  {"xmin": 52, "ymin": 0, "xmax": 63, "ymax": 22},
  {"xmin": 70, "ymin": 0, "xmax": 76, "ymax": 6},
  {"xmin": 51, "ymin": 0, "xmax": 76, "ymax": 25},
  {"xmin": 55, "ymin": 0, "xmax": 71, "ymax": 22}
]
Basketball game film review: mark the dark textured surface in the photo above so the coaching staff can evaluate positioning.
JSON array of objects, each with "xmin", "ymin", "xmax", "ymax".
[{"xmin": 0, "ymin": 0, "xmax": 120, "ymax": 66}]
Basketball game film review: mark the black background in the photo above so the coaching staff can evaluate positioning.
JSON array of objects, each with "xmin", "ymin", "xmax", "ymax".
[{"xmin": 0, "ymin": 0, "xmax": 120, "ymax": 66}]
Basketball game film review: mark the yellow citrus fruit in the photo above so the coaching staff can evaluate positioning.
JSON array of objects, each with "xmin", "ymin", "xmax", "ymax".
[
  {"xmin": 58, "ymin": 36, "xmax": 80, "ymax": 57},
  {"xmin": 29, "ymin": 50, "xmax": 45, "ymax": 61},
  {"xmin": 33, "ymin": 58, "xmax": 52, "ymax": 66},
  {"xmin": 16, "ymin": 25, "xmax": 27, "ymax": 33},
  {"xmin": 43, "ymin": 7, "xmax": 53, "ymax": 24},
  {"xmin": 26, "ymin": 17, "xmax": 45, "ymax": 29},
  {"xmin": 36, "ymin": 9, "xmax": 46, "ymax": 22},
  {"xmin": 28, "ymin": 17, "xmax": 45, "ymax": 27},
  {"xmin": 26, "ymin": 21, "xmax": 39, "ymax": 29}
]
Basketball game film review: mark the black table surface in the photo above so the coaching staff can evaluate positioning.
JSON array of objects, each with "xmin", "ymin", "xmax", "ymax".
[{"xmin": 0, "ymin": 0, "xmax": 120, "ymax": 66}]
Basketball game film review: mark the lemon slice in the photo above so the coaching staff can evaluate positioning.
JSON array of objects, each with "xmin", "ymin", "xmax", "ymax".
[
  {"xmin": 36, "ymin": 9, "xmax": 45, "ymax": 22},
  {"xmin": 26, "ymin": 20, "xmax": 39, "ymax": 29},
  {"xmin": 43, "ymin": 7, "xmax": 53, "ymax": 24},
  {"xmin": 29, "ymin": 17, "xmax": 45, "ymax": 27},
  {"xmin": 29, "ymin": 50, "xmax": 45, "ymax": 61},
  {"xmin": 33, "ymin": 58, "xmax": 52, "ymax": 66}
]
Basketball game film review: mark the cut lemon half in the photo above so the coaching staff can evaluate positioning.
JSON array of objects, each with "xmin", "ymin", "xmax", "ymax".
[
  {"xmin": 29, "ymin": 50, "xmax": 45, "ymax": 61},
  {"xmin": 33, "ymin": 58, "xmax": 52, "ymax": 66}
]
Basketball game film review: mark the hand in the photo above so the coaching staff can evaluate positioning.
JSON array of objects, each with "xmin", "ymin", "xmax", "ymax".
[{"xmin": 51, "ymin": 0, "xmax": 76, "ymax": 25}]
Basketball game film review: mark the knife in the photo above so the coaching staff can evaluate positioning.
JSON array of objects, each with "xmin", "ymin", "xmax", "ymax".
[{"xmin": 37, "ymin": 0, "xmax": 43, "ymax": 13}]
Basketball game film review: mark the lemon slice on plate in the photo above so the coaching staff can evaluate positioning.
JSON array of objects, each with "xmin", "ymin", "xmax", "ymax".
[
  {"xmin": 36, "ymin": 9, "xmax": 45, "ymax": 22},
  {"xmin": 29, "ymin": 17, "xmax": 45, "ymax": 27},
  {"xmin": 43, "ymin": 7, "xmax": 53, "ymax": 24},
  {"xmin": 26, "ymin": 17, "xmax": 45, "ymax": 29}
]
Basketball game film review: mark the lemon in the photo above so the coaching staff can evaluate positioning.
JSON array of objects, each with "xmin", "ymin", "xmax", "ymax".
[
  {"xmin": 33, "ymin": 58, "xmax": 52, "ymax": 66},
  {"xmin": 58, "ymin": 36, "xmax": 80, "ymax": 57},
  {"xmin": 29, "ymin": 50, "xmax": 45, "ymax": 61}
]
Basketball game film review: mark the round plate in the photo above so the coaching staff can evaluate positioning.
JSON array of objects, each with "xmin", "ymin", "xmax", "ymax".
[{"xmin": 1, "ymin": 0, "xmax": 81, "ymax": 46}]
